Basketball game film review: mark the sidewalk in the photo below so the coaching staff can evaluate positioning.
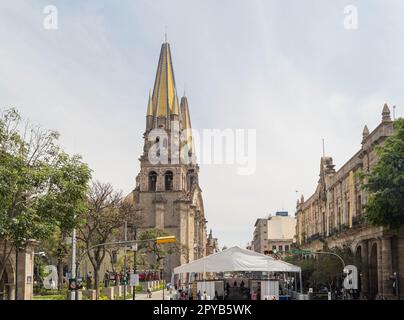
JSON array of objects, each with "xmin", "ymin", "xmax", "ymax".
[{"xmin": 134, "ymin": 289, "xmax": 172, "ymax": 300}]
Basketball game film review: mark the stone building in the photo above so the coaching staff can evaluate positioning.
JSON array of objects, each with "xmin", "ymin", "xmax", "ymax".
[
  {"xmin": 126, "ymin": 41, "xmax": 211, "ymax": 280},
  {"xmin": 296, "ymin": 104, "xmax": 404, "ymax": 299},
  {"xmin": 251, "ymin": 212, "xmax": 296, "ymax": 255},
  {"xmin": 0, "ymin": 240, "xmax": 36, "ymax": 300},
  {"xmin": 206, "ymin": 229, "xmax": 219, "ymax": 256}
]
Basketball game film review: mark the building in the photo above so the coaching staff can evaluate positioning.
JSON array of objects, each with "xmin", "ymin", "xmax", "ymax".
[
  {"xmin": 126, "ymin": 41, "xmax": 210, "ymax": 280},
  {"xmin": 296, "ymin": 104, "xmax": 404, "ymax": 299},
  {"xmin": 251, "ymin": 212, "xmax": 296, "ymax": 255},
  {"xmin": 206, "ymin": 229, "xmax": 219, "ymax": 256},
  {"xmin": 0, "ymin": 240, "xmax": 36, "ymax": 300}
]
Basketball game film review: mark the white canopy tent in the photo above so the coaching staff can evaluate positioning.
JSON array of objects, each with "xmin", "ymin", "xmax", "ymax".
[{"xmin": 172, "ymin": 246, "xmax": 302, "ymax": 293}]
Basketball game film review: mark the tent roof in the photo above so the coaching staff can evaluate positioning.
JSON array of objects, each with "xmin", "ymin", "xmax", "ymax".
[{"xmin": 173, "ymin": 246, "xmax": 301, "ymax": 274}]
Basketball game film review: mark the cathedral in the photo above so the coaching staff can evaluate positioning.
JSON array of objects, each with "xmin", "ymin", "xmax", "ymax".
[{"xmin": 127, "ymin": 41, "xmax": 214, "ymax": 279}]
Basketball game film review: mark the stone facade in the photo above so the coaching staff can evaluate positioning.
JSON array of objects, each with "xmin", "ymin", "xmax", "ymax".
[
  {"xmin": 126, "ymin": 41, "xmax": 211, "ymax": 280},
  {"xmin": 296, "ymin": 104, "xmax": 404, "ymax": 299},
  {"xmin": 0, "ymin": 240, "xmax": 36, "ymax": 300}
]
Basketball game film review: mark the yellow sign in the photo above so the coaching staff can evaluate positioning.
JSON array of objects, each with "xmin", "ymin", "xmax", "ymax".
[{"xmin": 156, "ymin": 236, "xmax": 176, "ymax": 244}]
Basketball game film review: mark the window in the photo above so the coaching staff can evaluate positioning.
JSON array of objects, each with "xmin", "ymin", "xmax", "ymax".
[
  {"xmin": 285, "ymin": 245, "xmax": 289, "ymax": 252},
  {"xmin": 272, "ymin": 245, "xmax": 276, "ymax": 250},
  {"xmin": 164, "ymin": 171, "xmax": 173, "ymax": 191},
  {"xmin": 278, "ymin": 245, "xmax": 283, "ymax": 252},
  {"xmin": 187, "ymin": 169, "xmax": 195, "ymax": 190},
  {"xmin": 148, "ymin": 171, "xmax": 157, "ymax": 191}
]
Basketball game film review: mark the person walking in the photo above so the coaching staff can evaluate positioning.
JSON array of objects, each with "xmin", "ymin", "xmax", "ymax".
[
  {"xmin": 87, "ymin": 272, "xmax": 93, "ymax": 290},
  {"xmin": 104, "ymin": 270, "xmax": 110, "ymax": 288}
]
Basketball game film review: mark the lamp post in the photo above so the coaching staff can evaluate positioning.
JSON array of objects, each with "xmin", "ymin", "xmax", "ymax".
[
  {"xmin": 132, "ymin": 225, "xmax": 137, "ymax": 301},
  {"xmin": 123, "ymin": 221, "xmax": 127, "ymax": 300}
]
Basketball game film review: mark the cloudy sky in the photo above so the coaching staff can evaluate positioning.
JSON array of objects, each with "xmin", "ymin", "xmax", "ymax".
[{"xmin": 1, "ymin": 0, "xmax": 403, "ymax": 247}]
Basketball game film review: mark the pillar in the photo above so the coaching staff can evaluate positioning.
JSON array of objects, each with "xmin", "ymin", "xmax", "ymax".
[
  {"xmin": 361, "ymin": 240, "xmax": 369, "ymax": 297},
  {"xmin": 397, "ymin": 236, "xmax": 404, "ymax": 300},
  {"xmin": 381, "ymin": 237, "xmax": 393, "ymax": 298}
]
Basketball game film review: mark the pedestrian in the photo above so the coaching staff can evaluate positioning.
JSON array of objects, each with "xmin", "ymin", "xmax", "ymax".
[
  {"xmin": 203, "ymin": 290, "xmax": 208, "ymax": 300},
  {"xmin": 104, "ymin": 270, "xmax": 110, "ymax": 287},
  {"xmin": 197, "ymin": 290, "xmax": 202, "ymax": 300},
  {"xmin": 87, "ymin": 272, "xmax": 93, "ymax": 290}
]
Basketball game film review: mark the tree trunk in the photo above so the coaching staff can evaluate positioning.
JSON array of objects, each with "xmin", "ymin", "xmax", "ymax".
[
  {"xmin": 94, "ymin": 267, "xmax": 100, "ymax": 300},
  {"xmin": 57, "ymin": 259, "xmax": 64, "ymax": 291}
]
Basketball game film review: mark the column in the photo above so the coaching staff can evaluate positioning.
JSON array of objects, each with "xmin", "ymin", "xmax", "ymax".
[
  {"xmin": 361, "ymin": 240, "xmax": 369, "ymax": 297},
  {"xmin": 397, "ymin": 236, "xmax": 404, "ymax": 300},
  {"xmin": 381, "ymin": 236, "xmax": 393, "ymax": 297}
]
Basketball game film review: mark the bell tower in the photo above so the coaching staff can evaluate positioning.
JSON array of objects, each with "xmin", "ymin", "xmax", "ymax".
[{"xmin": 129, "ymin": 41, "xmax": 207, "ymax": 279}]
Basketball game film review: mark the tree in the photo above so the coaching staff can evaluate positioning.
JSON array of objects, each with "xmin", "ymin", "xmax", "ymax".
[
  {"xmin": 0, "ymin": 108, "xmax": 91, "ymax": 285},
  {"xmin": 77, "ymin": 181, "xmax": 142, "ymax": 300},
  {"xmin": 138, "ymin": 228, "xmax": 187, "ymax": 279},
  {"xmin": 362, "ymin": 118, "xmax": 404, "ymax": 227},
  {"xmin": 285, "ymin": 247, "xmax": 353, "ymax": 292}
]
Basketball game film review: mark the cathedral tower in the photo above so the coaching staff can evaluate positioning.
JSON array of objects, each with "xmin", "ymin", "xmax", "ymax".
[{"xmin": 129, "ymin": 41, "xmax": 208, "ymax": 279}]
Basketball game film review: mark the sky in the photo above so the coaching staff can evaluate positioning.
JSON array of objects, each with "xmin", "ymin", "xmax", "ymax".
[{"xmin": 1, "ymin": 0, "xmax": 403, "ymax": 248}]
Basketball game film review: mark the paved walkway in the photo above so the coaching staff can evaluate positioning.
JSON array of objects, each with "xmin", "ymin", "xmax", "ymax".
[{"xmin": 133, "ymin": 289, "xmax": 172, "ymax": 300}]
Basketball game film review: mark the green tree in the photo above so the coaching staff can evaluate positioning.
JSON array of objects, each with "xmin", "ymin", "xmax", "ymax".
[
  {"xmin": 77, "ymin": 181, "xmax": 142, "ymax": 300},
  {"xmin": 285, "ymin": 247, "xmax": 353, "ymax": 292},
  {"xmin": 0, "ymin": 108, "xmax": 91, "ymax": 284},
  {"xmin": 138, "ymin": 228, "xmax": 187, "ymax": 278},
  {"xmin": 362, "ymin": 118, "xmax": 404, "ymax": 227}
]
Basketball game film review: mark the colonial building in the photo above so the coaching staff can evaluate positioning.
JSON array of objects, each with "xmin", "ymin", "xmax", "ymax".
[
  {"xmin": 206, "ymin": 229, "xmax": 219, "ymax": 256},
  {"xmin": 296, "ymin": 104, "xmax": 404, "ymax": 299},
  {"xmin": 126, "ymin": 41, "xmax": 211, "ymax": 279},
  {"xmin": 251, "ymin": 212, "xmax": 296, "ymax": 255},
  {"xmin": 0, "ymin": 240, "xmax": 36, "ymax": 300}
]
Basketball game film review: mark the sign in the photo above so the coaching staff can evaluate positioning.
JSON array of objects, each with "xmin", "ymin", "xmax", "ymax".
[
  {"xmin": 129, "ymin": 274, "xmax": 139, "ymax": 287},
  {"xmin": 68, "ymin": 278, "xmax": 76, "ymax": 291},
  {"xmin": 156, "ymin": 236, "xmax": 176, "ymax": 244}
]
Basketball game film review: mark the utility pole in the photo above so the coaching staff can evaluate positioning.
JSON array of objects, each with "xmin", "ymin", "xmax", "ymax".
[
  {"xmin": 15, "ymin": 248, "xmax": 19, "ymax": 300},
  {"xmin": 162, "ymin": 259, "xmax": 165, "ymax": 301},
  {"xmin": 71, "ymin": 228, "xmax": 76, "ymax": 300},
  {"xmin": 123, "ymin": 221, "xmax": 127, "ymax": 300},
  {"xmin": 133, "ymin": 226, "xmax": 137, "ymax": 301}
]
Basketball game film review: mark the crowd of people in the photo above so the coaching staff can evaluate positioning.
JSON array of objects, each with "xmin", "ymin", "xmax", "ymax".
[{"xmin": 82, "ymin": 269, "xmax": 161, "ymax": 289}]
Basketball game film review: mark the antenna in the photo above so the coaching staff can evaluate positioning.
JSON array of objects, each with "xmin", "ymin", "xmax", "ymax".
[
  {"xmin": 393, "ymin": 105, "xmax": 396, "ymax": 120},
  {"xmin": 164, "ymin": 26, "xmax": 168, "ymax": 43}
]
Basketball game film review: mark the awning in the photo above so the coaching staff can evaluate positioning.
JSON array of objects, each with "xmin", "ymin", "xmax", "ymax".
[{"xmin": 173, "ymin": 246, "xmax": 301, "ymax": 274}]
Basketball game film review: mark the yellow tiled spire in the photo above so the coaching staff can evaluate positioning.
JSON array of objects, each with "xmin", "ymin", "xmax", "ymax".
[
  {"xmin": 180, "ymin": 96, "xmax": 191, "ymax": 130},
  {"xmin": 152, "ymin": 42, "xmax": 177, "ymax": 118},
  {"xmin": 172, "ymin": 91, "xmax": 180, "ymax": 116},
  {"xmin": 180, "ymin": 96, "xmax": 193, "ymax": 149},
  {"xmin": 146, "ymin": 90, "xmax": 153, "ymax": 116}
]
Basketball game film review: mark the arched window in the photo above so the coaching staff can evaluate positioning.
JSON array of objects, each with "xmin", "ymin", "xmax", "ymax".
[
  {"xmin": 187, "ymin": 169, "xmax": 195, "ymax": 190},
  {"xmin": 164, "ymin": 171, "xmax": 173, "ymax": 191},
  {"xmin": 149, "ymin": 171, "xmax": 157, "ymax": 191}
]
